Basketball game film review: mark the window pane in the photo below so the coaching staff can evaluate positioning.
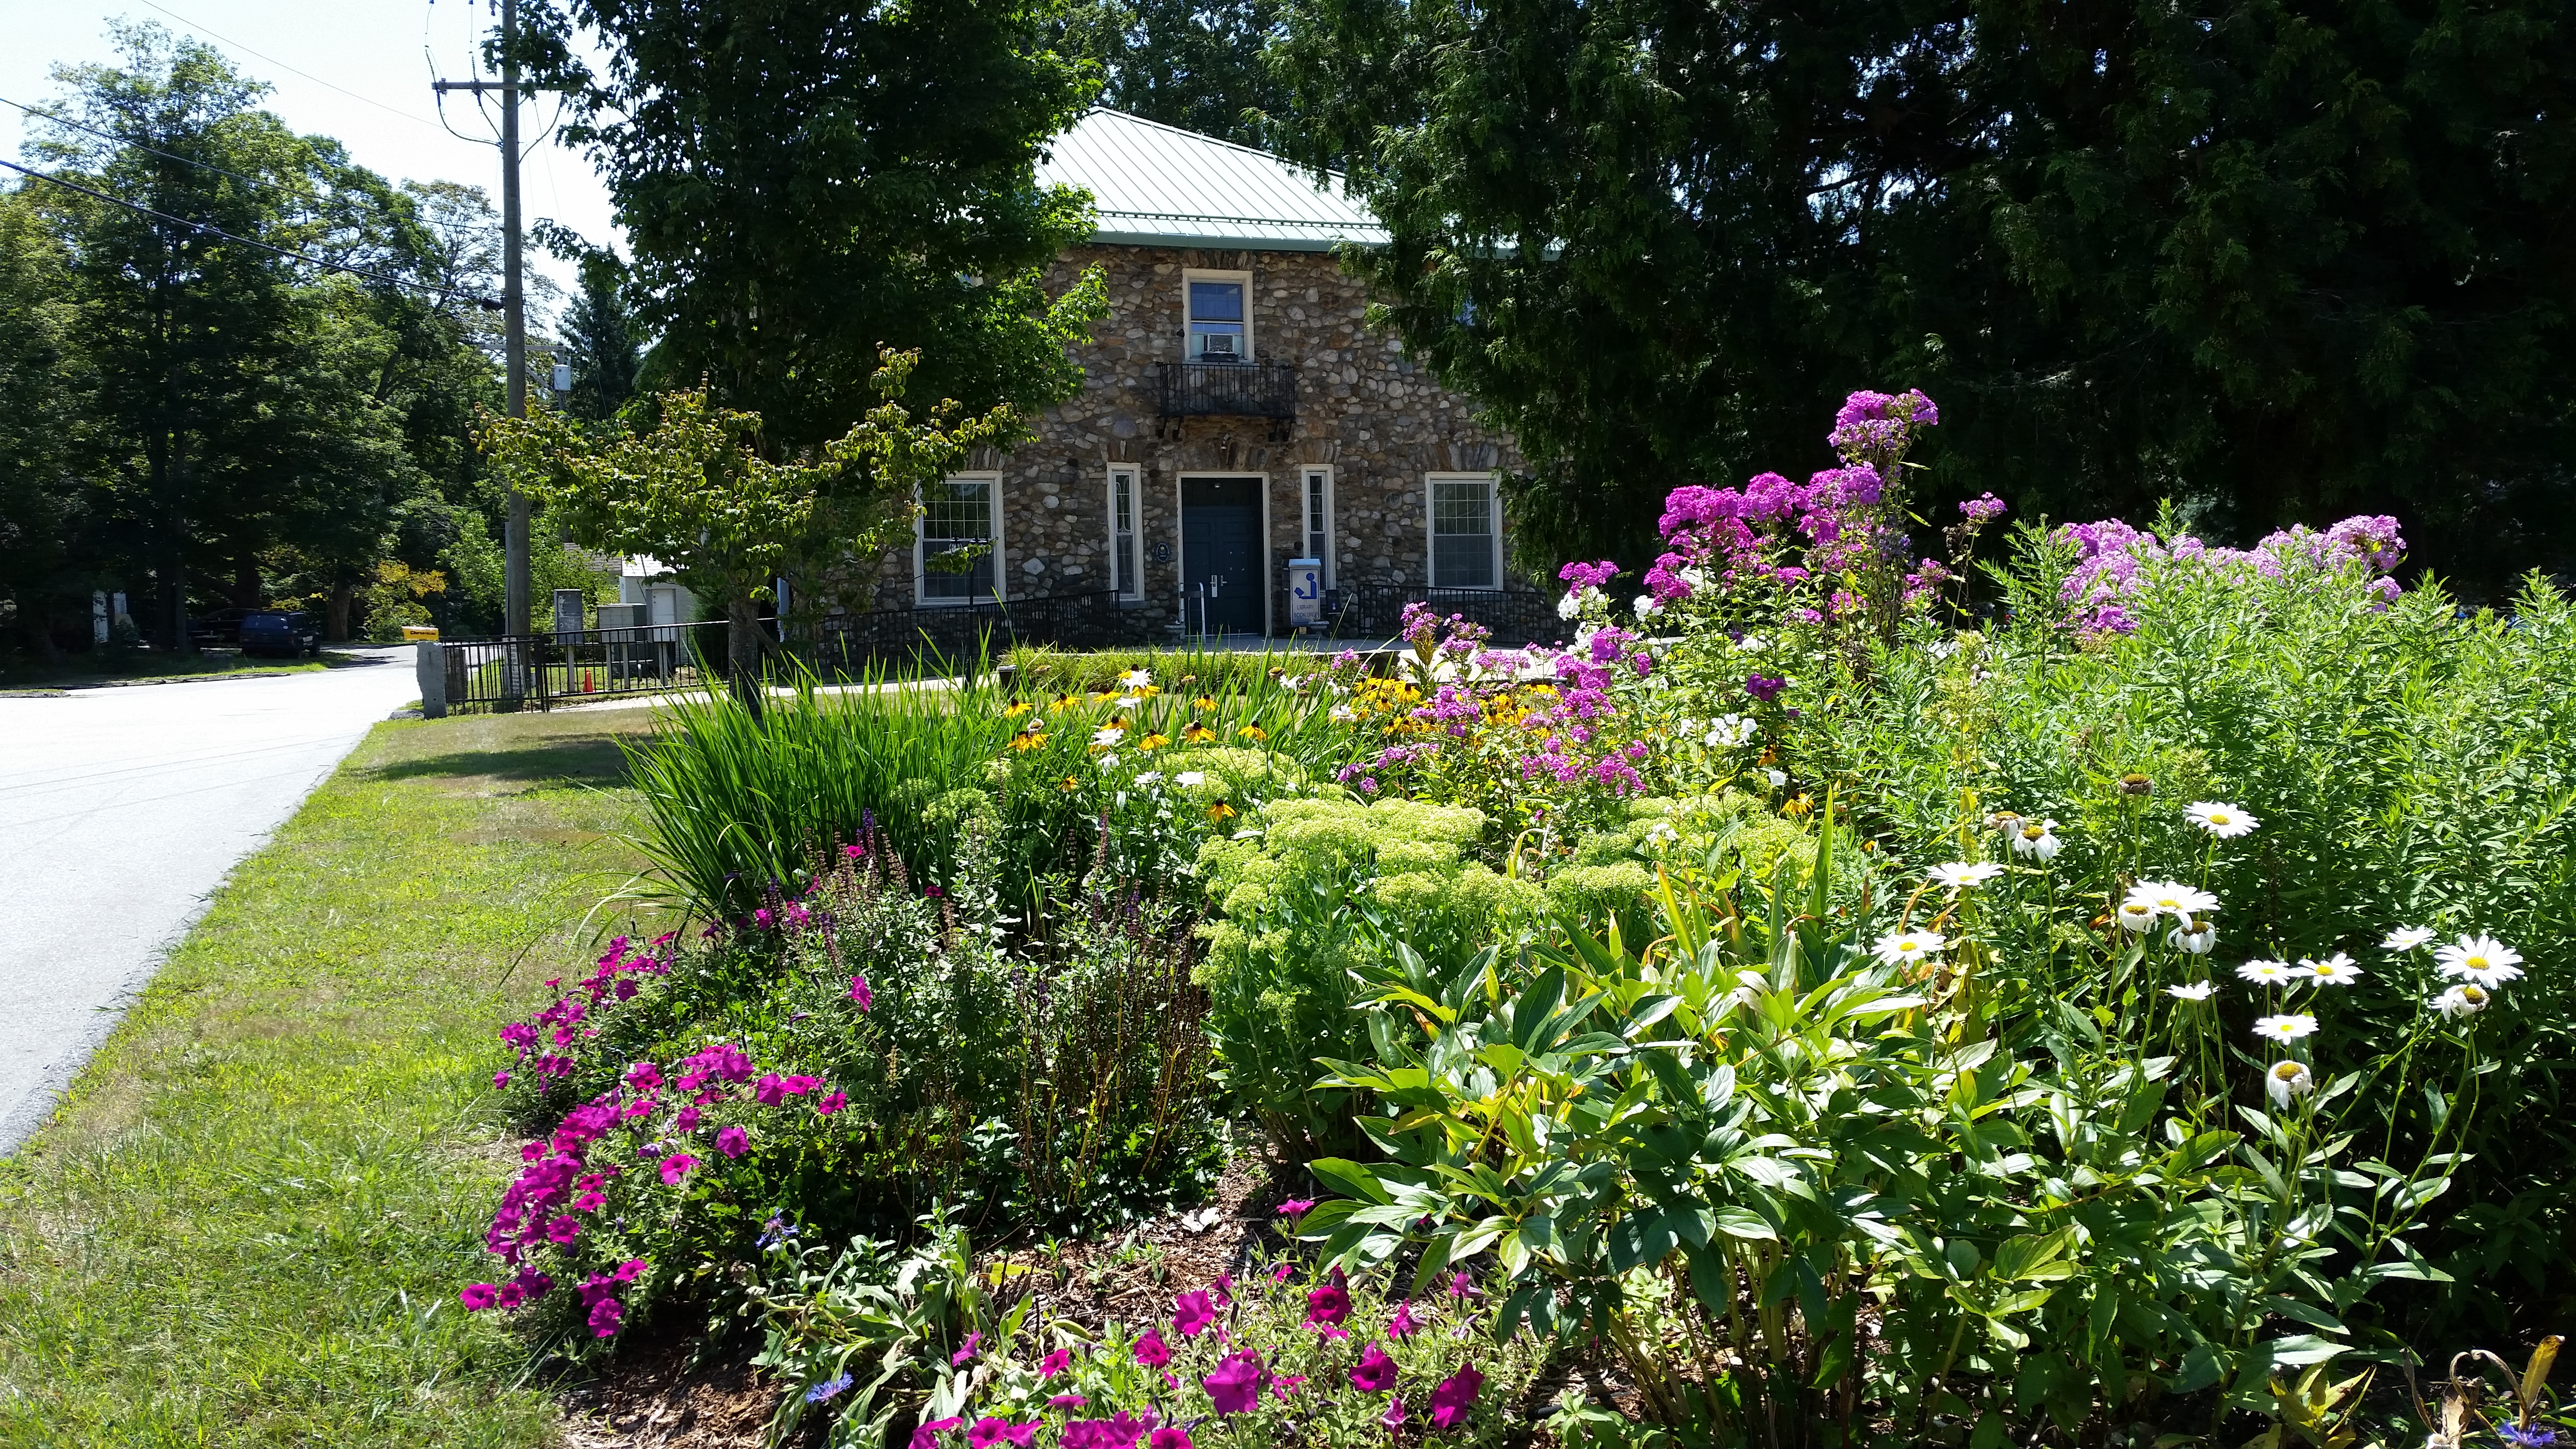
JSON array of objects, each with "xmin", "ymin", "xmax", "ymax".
[
  {"xmin": 1188, "ymin": 281, "xmax": 1244, "ymax": 322},
  {"xmin": 923, "ymin": 480, "xmax": 994, "ymax": 599},
  {"xmin": 1431, "ymin": 480, "xmax": 1496, "ymax": 588}
]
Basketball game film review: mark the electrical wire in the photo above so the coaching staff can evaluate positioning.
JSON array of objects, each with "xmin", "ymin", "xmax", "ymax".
[
  {"xmin": 0, "ymin": 156, "xmax": 499, "ymax": 307},
  {"xmin": 125, "ymin": 0, "xmax": 455, "ymax": 134},
  {"xmin": 0, "ymin": 93, "xmax": 315, "ymax": 198}
]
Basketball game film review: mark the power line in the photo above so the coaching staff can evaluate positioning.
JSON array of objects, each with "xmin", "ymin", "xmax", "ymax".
[
  {"xmin": 0, "ymin": 93, "xmax": 308, "ymax": 197},
  {"xmin": 0, "ymin": 156, "xmax": 498, "ymax": 308},
  {"xmin": 125, "ymin": 0, "xmax": 456, "ymax": 136}
]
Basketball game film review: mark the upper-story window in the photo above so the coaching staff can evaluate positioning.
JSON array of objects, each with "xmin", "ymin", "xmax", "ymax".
[{"xmin": 1186, "ymin": 271, "xmax": 1251, "ymax": 360}]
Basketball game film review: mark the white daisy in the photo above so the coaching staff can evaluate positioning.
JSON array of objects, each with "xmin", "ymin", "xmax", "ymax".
[
  {"xmin": 2126, "ymin": 881, "xmax": 2221, "ymax": 920},
  {"xmin": 2114, "ymin": 900, "xmax": 2159, "ymax": 932},
  {"xmin": 2252, "ymin": 1013, "xmax": 2319, "ymax": 1044},
  {"xmin": 1091, "ymin": 726, "xmax": 1126, "ymax": 748},
  {"xmin": 1095, "ymin": 755, "xmax": 1119, "ymax": 770},
  {"xmin": 2167, "ymin": 981, "xmax": 2217, "ymax": 1002},
  {"xmin": 2433, "ymin": 934, "xmax": 2524, "ymax": 987},
  {"xmin": 1871, "ymin": 931, "xmax": 1946, "ymax": 967},
  {"xmin": 1175, "ymin": 771, "xmax": 1207, "ymax": 788},
  {"xmin": 2185, "ymin": 801, "xmax": 2260, "ymax": 838},
  {"xmin": 2380, "ymin": 926, "xmax": 2436, "ymax": 952},
  {"xmin": 2434, "ymin": 983, "xmax": 2491, "ymax": 1018},
  {"xmin": 1984, "ymin": 809, "xmax": 2022, "ymax": 831},
  {"xmin": 2294, "ymin": 954, "xmax": 2361, "ymax": 988},
  {"xmin": 2237, "ymin": 960, "xmax": 2295, "ymax": 987},
  {"xmin": 1929, "ymin": 862, "xmax": 2007, "ymax": 890},
  {"xmin": 2167, "ymin": 919, "xmax": 2219, "ymax": 954},
  {"xmin": 2011, "ymin": 822, "xmax": 2062, "ymax": 862},
  {"xmin": 1119, "ymin": 668, "xmax": 1153, "ymax": 689},
  {"xmin": 2264, "ymin": 1060, "xmax": 2316, "ymax": 1108}
]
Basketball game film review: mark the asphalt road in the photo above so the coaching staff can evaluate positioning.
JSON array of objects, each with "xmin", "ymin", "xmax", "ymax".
[{"xmin": 0, "ymin": 649, "xmax": 423, "ymax": 1151}]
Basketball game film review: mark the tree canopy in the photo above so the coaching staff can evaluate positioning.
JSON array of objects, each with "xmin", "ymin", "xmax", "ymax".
[
  {"xmin": 1270, "ymin": 0, "xmax": 2576, "ymax": 592},
  {"xmin": 517, "ymin": 0, "xmax": 1108, "ymax": 453},
  {"xmin": 1055, "ymin": 0, "xmax": 1289, "ymax": 147}
]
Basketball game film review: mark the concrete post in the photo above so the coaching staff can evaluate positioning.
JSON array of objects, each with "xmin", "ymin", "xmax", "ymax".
[{"xmin": 416, "ymin": 641, "xmax": 448, "ymax": 719}]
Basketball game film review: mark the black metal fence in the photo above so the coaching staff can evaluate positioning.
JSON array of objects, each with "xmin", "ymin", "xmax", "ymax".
[
  {"xmin": 420, "ymin": 619, "xmax": 729, "ymax": 716},
  {"xmin": 1330, "ymin": 585, "xmax": 1566, "ymax": 648},
  {"xmin": 811, "ymin": 590, "xmax": 1152, "ymax": 669},
  {"xmin": 1156, "ymin": 360, "xmax": 1298, "ymax": 424}
]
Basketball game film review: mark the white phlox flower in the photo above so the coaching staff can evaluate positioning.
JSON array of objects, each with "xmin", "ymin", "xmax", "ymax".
[
  {"xmin": 1731, "ymin": 632, "xmax": 1767, "ymax": 653},
  {"xmin": 1175, "ymin": 771, "xmax": 1207, "ymax": 787},
  {"xmin": 1705, "ymin": 714, "xmax": 1758, "ymax": 749},
  {"xmin": 2264, "ymin": 1059, "xmax": 2316, "ymax": 1107},
  {"xmin": 1677, "ymin": 565, "xmax": 1709, "ymax": 593},
  {"xmin": 1119, "ymin": 668, "xmax": 1153, "ymax": 689},
  {"xmin": 1871, "ymin": 931, "xmax": 1947, "ymax": 967},
  {"xmin": 1634, "ymin": 595, "xmax": 1664, "ymax": 617},
  {"xmin": 1556, "ymin": 590, "xmax": 1588, "ymax": 621},
  {"xmin": 2237, "ymin": 960, "xmax": 2294, "ymax": 987},
  {"xmin": 2168, "ymin": 919, "xmax": 2218, "ymax": 954},
  {"xmin": 2434, "ymin": 934, "xmax": 2524, "ymax": 986},
  {"xmin": 2381, "ymin": 926, "xmax": 2436, "ymax": 952},
  {"xmin": 1091, "ymin": 726, "xmax": 1126, "ymax": 747},
  {"xmin": 2114, "ymin": 900, "xmax": 2159, "ymax": 932},
  {"xmin": 2295, "ymin": 953, "xmax": 2361, "ymax": 988},
  {"xmin": 1764, "ymin": 768, "xmax": 1788, "ymax": 789},
  {"xmin": 2434, "ymin": 983, "xmax": 2491, "ymax": 1018},
  {"xmin": 2167, "ymin": 980, "xmax": 2217, "ymax": 1002},
  {"xmin": 2011, "ymin": 821, "xmax": 2062, "ymax": 862},
  {"xmin": 1930, "ymin": 862, "xmax": 2007, "ymax": 890},
  {"xmin": 2126, "ymin": 881, "xmax": 2221, "ymax": 921},
  {"xmin": 1644, "ymin": 821, "xmax": 1680, "ymax": 847},
  {"xmin": 2185, "ymin": 801, "xmax": 2260, "ymax": 838},
  {"xmin": 2252, "ymin": 1013, "xmax": 2318, "ymax": 1044}
]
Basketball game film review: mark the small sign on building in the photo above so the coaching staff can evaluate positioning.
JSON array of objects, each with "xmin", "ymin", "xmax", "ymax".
[{"xmin": 1286, "ymin": 558, "xmax": 1323, "ymax": 628}]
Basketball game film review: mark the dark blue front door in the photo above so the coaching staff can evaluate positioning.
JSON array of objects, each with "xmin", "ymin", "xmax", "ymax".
[{"xmin": 1182, "ymin": 476, "xmax": 1263, "ymax": 635}]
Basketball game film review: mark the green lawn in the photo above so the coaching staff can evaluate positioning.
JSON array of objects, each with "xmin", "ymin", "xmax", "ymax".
[{"xmin": 0, "ymin": 709, "xmax": 667, "ymax": 1445}]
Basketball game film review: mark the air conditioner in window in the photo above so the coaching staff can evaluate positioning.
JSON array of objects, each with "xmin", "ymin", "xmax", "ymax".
[{"xmin": 1200, "ymin": 335, "xmax": 1242, "ymax": 360}]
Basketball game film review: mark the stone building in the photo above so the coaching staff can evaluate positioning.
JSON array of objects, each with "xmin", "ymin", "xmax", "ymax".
[{"xmin": 842, "ymin": 109, "xmax": 1533, "ymax": 643}]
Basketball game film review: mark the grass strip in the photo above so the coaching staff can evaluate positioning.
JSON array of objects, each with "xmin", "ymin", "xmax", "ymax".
[{"xmin": 0, "ymin": 709, "xmax": 662, "ymax": 1446}]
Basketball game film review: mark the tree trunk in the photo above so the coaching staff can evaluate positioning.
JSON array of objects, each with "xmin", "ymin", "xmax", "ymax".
[
  {"xmin": 234, "ymin": 558, "xmax": 262, "ymax": 612},
  {"xmin": 328, "ymin": 580, "xmax": 354, "ymax": 642},
  {"xmin": 726, "ymin": 591, "xmax": 765, "ymax": 719}
]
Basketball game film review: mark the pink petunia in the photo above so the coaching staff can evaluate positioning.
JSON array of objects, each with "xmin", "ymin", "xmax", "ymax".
[
  {"xmin": 458, "ymin": 1283, "xmax": 498, "ymax": 1311},
  {"xmin": 815, "ymin": 1090, "xmax": 848, "ymax": 1117},
  {"xmin": 1430, "ymin": 1364, "xmax": 1484, "ymax": 1429},
  {"xmin": 715, "ymin": 1126, "xmax": 750, "ymax": 1158},
  {"xmin": 1041, "ymin": 1348, "xmax": 1073, "ymax": 1378},
  {"xmin": 1305, "ymin": 1282, "xmax": 1350, "ymax": 1327},
  {"xmin": 1388, "ymin": 1300, "xmax": 1417, "ymax": 1338},
  {"xmin": 1274, "ymin": 1198, "xmax": 1315, "ymax": 1218},
  {"xmin": 950, "ymin": 1332, "xmax": 981, "ymax": 1367},
  {"xmin": 1202, "ymin": 1350, "xmax": 1265, "ymax": 1415},
  {"xmin": 909, "ymin": 1417, "xmax": 965, "ymax": 1449},
  {"xmin": 1048, "ymin": 1395, "xmax": 1088, "ymax": 1409},
  {"xmin": 1172, "ymin": 1290, "xmax": 1217, "ymax": 1337},
  {"xmin": 1132, "ymin": 1328, "xmax": 1172, "ymax": 1368},
  {"xmin": 657, "ymin": 1153, "xmax": 697, "ymax": 1185},
  {"xmin": 1149, "ymin": 1429, "xmax": 1193, "ymax": 1449},
  {"xmin": 849, "ymin": 975, "xmax": 873, "ymax": 1011},
  {"xmin": 1381, "ymin": 1395, "xmax": 1406, "ymax": 1430}
]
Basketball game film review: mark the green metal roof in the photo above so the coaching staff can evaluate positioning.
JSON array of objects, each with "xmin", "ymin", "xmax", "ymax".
[{"xmin": 1037, "ymin": 109, "xmax": 1386, "ymax": 253}]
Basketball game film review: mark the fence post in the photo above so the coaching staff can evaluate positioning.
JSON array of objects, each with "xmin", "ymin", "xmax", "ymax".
[{"xmin": 416, "ymin": 641, "xmax": 448, "ymax": 719}]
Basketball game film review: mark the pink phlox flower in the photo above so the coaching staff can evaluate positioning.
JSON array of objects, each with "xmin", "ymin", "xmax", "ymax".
[
  {"xmin": 1349, "ymin": 1341, "xmax": 1399, "ymax": 1393},
  {"xmin": 1430, "ymin": 1364, "xmax": 1485, "ymax": 1429}
]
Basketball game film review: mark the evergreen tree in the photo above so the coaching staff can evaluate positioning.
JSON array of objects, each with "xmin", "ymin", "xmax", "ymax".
[
  {"xmin": 0, "ymin": 188, "xmax": 83, "ymax": 658},
  {"xmin": 1056, "ymin": 0, "xmax": 1288, "ymax": 146},
  {"xmin": 557, "ymin": 260, "xmax": 640, "ymax": 427}
]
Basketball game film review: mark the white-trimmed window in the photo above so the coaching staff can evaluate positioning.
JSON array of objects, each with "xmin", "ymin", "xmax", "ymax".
[
  {"xmin": 917, "ymin": 473, "xmax": 1002, "ymax": 604},
  {"xmin": 1426, "ymin": 473, "xmax": 1502, "ymax": 590},
  {"xmin": 1300, "ymin": 465, "xmax": 1335, "ymax": 587},
  {"xmin": 1184, "ymin": 270, "xmax": 1252, "ymax": 361},
  {"xmin": 1107, "ymin": 465, "xmax": 1143, "ymax": 601}
]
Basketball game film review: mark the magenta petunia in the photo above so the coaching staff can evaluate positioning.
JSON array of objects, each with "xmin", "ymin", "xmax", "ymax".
[
  {"xmin": 1132, "ymin": 1327, "xmax": 1172, "ymax": 1367},
  {"xmin": 1040, "ymin": 1347, "xmax": 1073, "ymax": 1378},
  {"xmin": 459, "ymin": 1283, "xmax": 498, "ymax": 1311},
  {"xmin": 657, "ymin": 1153, "xmax": 697, "ymax": 1185},
  {"xmin": 1202, "ymin": 1350, "xmax": 1265, "ymax": 1415},
  {"xmin": 1274, "ymin": 1198, "xmax": 1314, "ymax": 1218},
  {"xmin": 1047, "ymin": 1395, "xmax": 1087, "ymax": 1409},
  {"xmin": 1381, "ymin": 1395, "xmax": 1406, "ymax": 1429},
  {"xmin": 1348, "ymin": 1341, "xmax": 1398, "ymax": 1393},
  {"xmin": 909, "ymin": 1417, "xmax": 965, "ymax": 1449},
  {"xmin": 1305, "ymin": 1282, "xmax": 1351, "ymax": 1327},
  {"xmin": 849, "ymin": 975, "xmax": 874, "ymax": 1010},
  {"xmin": 950, "ymin": 1331, "xmax": 981, "ymax": 1367},
  {"xmin": 1148, "ymin": 1429, "xmax": 1192, "ymax": 1449},
  {"xmin": 715, "ymin": 1126, "xmax": 750, "ymax": 1158},
  {"xmin": 1172, "ymin": 1289, "xmax": 1217, "ymax": 1337},
  {"xmin": 815, "ymin": 1090, "xmax": 848, "ymax": 1117},
  {"xmin": 1388, "ymin": 1299, "xmax": 1417, "ymax": 1338},
  {"xmin": 1430, "ymin": 1364, "xmax": 1484, "ymax": 1429}
]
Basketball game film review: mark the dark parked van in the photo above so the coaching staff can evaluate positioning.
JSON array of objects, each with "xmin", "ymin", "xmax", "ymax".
[{"xmin": 239, "ymin": 611, "xmax": 322, "ymax": 658}]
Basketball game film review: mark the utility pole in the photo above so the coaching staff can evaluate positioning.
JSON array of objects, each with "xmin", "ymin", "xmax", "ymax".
[{"xmin": 435, "ymin": 0, "xmax": 530, "ymax": 704}]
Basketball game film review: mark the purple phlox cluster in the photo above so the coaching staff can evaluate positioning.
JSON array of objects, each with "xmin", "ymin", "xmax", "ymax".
[
  {"xmin": 1960, "ymin": 492, "xmax": 2008, "ymax": 526},
  {"xmin": 494, "ymin": 936, "xmax": 674, "ymax": 1085},
  {"xmin": 1558, "ymin": 559, "xmax": 1620, "ymax": 591},
  {"xmin": 2057, "ymin": 514, "xmax": 2408, "ymax": 634},
  {"xmin": 1828, "ymin": 388, "xmax": 1940, "ymax": 465}
]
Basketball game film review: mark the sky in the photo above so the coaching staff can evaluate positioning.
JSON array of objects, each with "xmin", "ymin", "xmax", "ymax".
[{"xmin": 4, "ymin": 0, "xmax": 624, "ymax": 318}]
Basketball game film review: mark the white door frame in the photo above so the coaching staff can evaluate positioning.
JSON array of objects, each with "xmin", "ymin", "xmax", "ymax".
[{"xmin": 1174, "ymin": 470, "xmax": 1273, "ymax": 639}]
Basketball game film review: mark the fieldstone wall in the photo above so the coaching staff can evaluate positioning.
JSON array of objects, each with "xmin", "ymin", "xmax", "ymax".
[{"xmin": 840, "ymin": 243, "xmax": 1523, "ymax": 635}]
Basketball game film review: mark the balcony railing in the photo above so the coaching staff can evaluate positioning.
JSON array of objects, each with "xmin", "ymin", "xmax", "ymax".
[{"xmin": 1156, "ymin": 359, "xmax": 1299, "ymax": 424}]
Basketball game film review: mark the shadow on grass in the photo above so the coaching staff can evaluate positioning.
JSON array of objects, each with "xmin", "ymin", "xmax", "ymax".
[{"xmin": 368, "ymin": 733, "xmax": 641, "ymax": 789}]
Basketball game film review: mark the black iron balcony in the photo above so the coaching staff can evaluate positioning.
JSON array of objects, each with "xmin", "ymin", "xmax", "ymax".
[{"xmin": 1156, "ymin": 359, "xmax": 1299, "ymax": 424}]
